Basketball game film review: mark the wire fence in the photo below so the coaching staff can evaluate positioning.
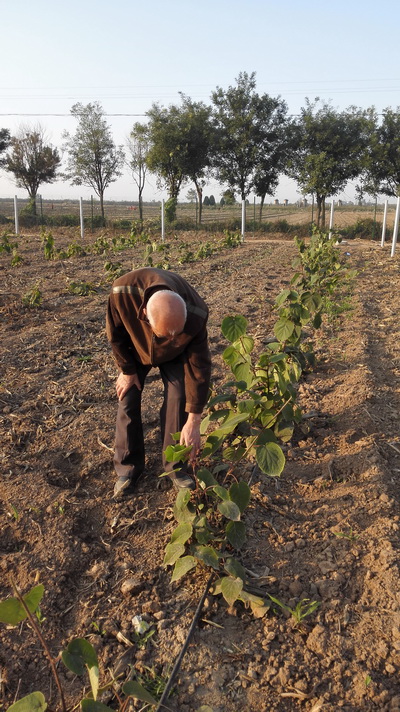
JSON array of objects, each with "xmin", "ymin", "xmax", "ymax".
[{"xmin": 0, "ymin": 196, "xmax": 396, "ymax": 233}]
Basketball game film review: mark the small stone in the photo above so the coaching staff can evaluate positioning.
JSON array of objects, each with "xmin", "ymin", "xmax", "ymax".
[
  {"xmin": 141, "ymin": 600, "xmax": 159, "ymax": 614},
  {"xmin": 121, "ymin": 578, "xmax": 143, "ymax": 595},
  {"xmin": 380, "ymin": 493, "xmax": 390, "ymax": 503},
  {"xmin": 318, "ymin": 561, "xmax": 336, "ymax": 574},
  {"xmin": 386, "ymin": 663, "xmax": 396, "ymax": 674},
  {"xmin": 284, "ymin": 541, "xmax": 295, "ymax": 553},
  {"xmin": 288, "ymin": 580, "xmax": 303, "ymax": 597},
  {"xmin": 295, "ymin": 538, "xmax": 306, "ymax": 549}
]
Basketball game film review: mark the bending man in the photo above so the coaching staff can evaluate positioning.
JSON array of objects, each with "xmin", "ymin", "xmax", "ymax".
[{"xmin": 106, "ymin": 267, "xmax": 211, "ymax": 497}]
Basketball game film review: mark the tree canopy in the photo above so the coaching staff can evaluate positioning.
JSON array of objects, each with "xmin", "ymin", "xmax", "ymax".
[
  {"xmin": 0, "ymin": 129, "xmax": 10, "ymax": 166},
  {"xmin": 5, "ymin": 125, "xmax": 60, "ymax": 211},
  {"xmin": 63, "ymin": 102, "xmax": 125, "ymax": 219},
  {"xmin": 211, "ymin": 72, "xmax": 289, "ymax": 202},
  {"xmin": 287, "ymin": 99, "xmax": 374, "ymax": 226},
  {"xmin": 146, "ymin": 96, "xmax": 214, "ymax": 222},
  {"xmin": 126, "ymin": 122, "xmax": 150, "ymax": 221},
  {"xmin": 359, "ymin": 107, "xmax": 400, "ymax": 198}
]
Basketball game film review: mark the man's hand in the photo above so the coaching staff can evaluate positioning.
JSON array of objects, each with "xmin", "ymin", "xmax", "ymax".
[
  {"xmin": 116, "ymin": 372, "xmax": 141, "ymax": 401},
  {"xmin": 180, "ymin": 413, "xmax": 202, "ymax": 461}
]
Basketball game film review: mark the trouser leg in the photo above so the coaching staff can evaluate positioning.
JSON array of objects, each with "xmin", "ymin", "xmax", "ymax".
[
  {"xmin": 159, "ymin": 358, "xmax": 187, "ymax": 472},
  {"xmin": 114, "ymin": 365, "xmax": 150, "ymax": 480}
]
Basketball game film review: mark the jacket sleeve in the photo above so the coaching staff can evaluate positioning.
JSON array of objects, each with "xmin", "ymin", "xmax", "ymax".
[
  {"xmin": 183, "ymin": 324, "xmax": 212, "ymax": 413},
  {"xmin": 106, "ymin": 297, "xmax": 138, "ymax": 375}
]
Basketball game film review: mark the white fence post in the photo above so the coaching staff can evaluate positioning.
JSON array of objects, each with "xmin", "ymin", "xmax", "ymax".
[
  {"xmin": 381, "ymin": 200, "xmax": 388, "ymax": 247},
  {"xmin": 79, "ymin": 197, "xmax": 84, "ymax": 240},
  {"xmin": 14, "ymin": 196, "xmax": 19, "ymax": 235},
  {"xmin": 161, "ymin": 199, "xmax": 165, "ymax": 242},
  {"xmin": 328, "ymin": 200, "xmax": 335, "ymax": 239},
  {"xmin": 241, "ymin": 200, "xmax": 245, "ymax": 242},
  {"xmin": 391, "ymin": 197, "xmax": 400, "ymax": 257}
]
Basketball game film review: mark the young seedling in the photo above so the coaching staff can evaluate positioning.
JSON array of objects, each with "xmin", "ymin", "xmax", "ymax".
[{"xmin": 268, "ymin": 594, "xmax": 320, "ymax": 626}]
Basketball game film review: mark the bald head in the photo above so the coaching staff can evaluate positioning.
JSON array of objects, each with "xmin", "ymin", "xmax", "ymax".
[{"xmin": 145, "ymin": 290, "xmax": 187, "ymax": 338}]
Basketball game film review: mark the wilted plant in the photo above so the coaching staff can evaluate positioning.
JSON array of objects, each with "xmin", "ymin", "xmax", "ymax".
[{"xmin": 22, "ymin": 283, "xmax": 42, "ymax": 307}]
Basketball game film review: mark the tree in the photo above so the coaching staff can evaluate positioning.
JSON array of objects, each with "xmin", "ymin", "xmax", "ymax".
[
  {"xmin": 0, "ymin": 129, "xmax": 10, "ymax": 166},
  {"xmin": 63, "ymin": 102, "xmax": 125, "ymax": 220},
  {"xmin": 287, "ymin": 99, "xmax": 373, "ymax": 227},
  {"xmin": 211, "ymin": 72, "xmax": 289, "ymax": 202},
  {"xmin": 359, "ymin": 107, "xmax": 400, "ymax": 198},
  {"xmin": 222, "ymin": 189, "xmax": 236, "ymax": 205},
  {"xmin": 4, "ymin": 125, "xmax": 60, "ymax": 213},
  {"xmin": 146, "ymin": 95, "xmax": 214, "ymax": 223},
  {"xmin": 203, "ymin": 196, "xmax": 210, "ymax": 206},
  {"xmin": 209, "ymin": 194, "xmax": 216, "ymax": 206},
  {"xmin": 126, "ymin": 122, "xmax": 150, "ymax": 222},
  {"xmin": 186, "ymin": 188, "xmax": 197, "ymax": 202}
]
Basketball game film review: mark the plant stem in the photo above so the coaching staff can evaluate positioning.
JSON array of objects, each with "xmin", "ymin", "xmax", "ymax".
[{"xmin": 10, "ymin": 578, "xmax": 68, "ymax": 712}]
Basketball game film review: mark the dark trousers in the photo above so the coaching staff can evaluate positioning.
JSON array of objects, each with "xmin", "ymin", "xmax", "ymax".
[{"xmin": 114, "ymin": 357, "xmax": 187, "ymax": 480}]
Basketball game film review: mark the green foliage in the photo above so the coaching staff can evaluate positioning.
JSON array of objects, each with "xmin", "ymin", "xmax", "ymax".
[
  {"xmin": 211, "ymin": 71, "xmax": 289, "ymax": 201},
  {"xmin": 67, "ymin": 280, "xmax": 97, "ymax": 296},
  {"xmin": 220, "ymin": 229, "xmax": 242, "ymax": 248},
  {"xmin": 22, "ymin": 283, "xmax": 42, "ymax": 308},
  {"xmin": 0, "ymin": 231, "xmax": 17, "ymax": 254},
  {"xmin": 0, "ymin": 584, "xmax": 44, "ymax": 625},
  {"xmin": 268, "ymin": 595, "xmax": 320, "ymax": 625},
  {"xmin": 41, "ymin": 229, "xmax": 55, "ymax": 260},
  {"xmin": 7, "ymin": 692, "xmax": 47, "ymax": 712},
  {"xmin": 63, "ymin": 102, "xmax": 125, "ymax": 218},
  {"xmin": 0, "ymin": 583, "xmax": 158, "ymax": 711},
  {"xmin": 91, "ymin": 234, "xmax": 110, "ymax": 255},
  {"xmin": 5, "ymin": 128, "xmax": 60, "ymax": 203},
  {"xmin": 164, "ymin": 197, "xmax": 177, "ymax": 223},
  {"xmin": 341, "ymin": 217, "xmax": 381, "ymax": 240},
  {"xmin": 104, "ymin": 260, "xmax": 125, "ymax": 281},
  {"xmin": 11, "ymin": 247, "xmax": 23, "ymax": 266},
  {"xmin": 66, "ymin": 240, "xmax": 86, "ymax": 257}
]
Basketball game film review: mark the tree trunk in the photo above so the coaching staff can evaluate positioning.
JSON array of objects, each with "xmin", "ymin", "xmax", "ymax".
[
  {"xmin": 138, "ymin": 186, "xmax": 143, "ymax": 222},
  {"xmin": 100, "ymin": 192, "xmax": 105, "ymax": 220},
  {"xmin": 316, "ymin": 195, "xmax": 323, "ymax": 228},
  {"xmin": 259, "ymin": 194, "xmax": 266, "ymax": 223},
  {"xmin": 194, "ymin": 182, "xmax": 203, "ymax": 224},
  {"xmin": 321, "ymin": 198, "xmax": 326, "ymax": 228}
]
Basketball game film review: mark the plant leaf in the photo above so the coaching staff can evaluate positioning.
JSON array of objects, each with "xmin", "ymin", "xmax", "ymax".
[
  {"xmin": 192, "ymin": 545, "xmax": 220, "ymax": 570},
  {"xmin": 256, "ymin": 442, "xmax": 285, "ymax": 477},
  {"xmin": 163, "ymin": 541, "xmax": 186, "ymax": 566},
  {"xmin": 224, "ymin": 556, "xmax": 246, "ymax": 581},
  {"xmin": 213, "ymin": 485, "xmax": 229, "ymax": 500},
  {"xmin": 221, "ymin": 315, "xmax": 248, "ymax": 342},
  {"xmin": 7, "ymin": 693, "xmax": 47, "ymax": 712},
  {"xmin": 274, "ymin": 318, "xmax": 295, "ymax": 342},
  {"xmin": 225, "ymin": 520, "xmax": 246, "ymax": 549},
  {"xmin": 171, "ymin": 555, "xmax": 197, "ymax": 582},
  {"xmin": 122, "ymin": 681, "xmax": 157, "ymax": 705},
  {"xmin": 229, "ymin": 482, "xmax": 251, "ymax": 513},
  {"xmin": 218, "ymin": 500, "xmax": 241, "ymax": 521},
  {"xmin": 196, "ymin": 468, "xmax": 217, "ymax": 487},
  {"xmin": 81, "ymin": 701, "xmax": 114, "ymax": 712},
  {"xmin": 170, "ymin": 522, "xmax": 193, "ymax": 545},
  {"xmin": 0, "ymin": 585, "xmax": 45, "ymax": 626},
  {"xmin": 220, "ymin": 576, "xmax": 243, "ymax": 606},
  {"xmin": 62, "ymin": 638, "xmax": 98, "ymax": 684}
]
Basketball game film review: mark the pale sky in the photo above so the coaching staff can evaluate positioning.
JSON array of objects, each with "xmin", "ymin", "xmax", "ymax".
[{"xmin": 1, "ymin": 0, "xmax": 399, "ymax": 204}]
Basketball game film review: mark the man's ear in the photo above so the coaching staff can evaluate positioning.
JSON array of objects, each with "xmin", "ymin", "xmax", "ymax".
[{"xmin": 142, "ymin": 307, "xmax": 147, "ymax": 317}]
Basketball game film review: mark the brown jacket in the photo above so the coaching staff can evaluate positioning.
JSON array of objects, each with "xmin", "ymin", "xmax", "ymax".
[{"xmin": 106, "ymin": 268, "xmax": 211, "ymax": 413}]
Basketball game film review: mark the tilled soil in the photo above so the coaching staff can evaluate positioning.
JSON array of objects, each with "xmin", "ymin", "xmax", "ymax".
[{"xmin": 1, "ymin": 228, "xmax": 400, "ymax": 712}]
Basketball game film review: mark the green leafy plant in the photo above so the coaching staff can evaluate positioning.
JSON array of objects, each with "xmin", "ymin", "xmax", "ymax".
[
  {"xmin": 0, "ymin": 231, "xmax": 15, "ymax": 254},
  {"xmin": 91, "ymin": 234, "xmax": 111, "ymax": 255},
  {"xmin": 0, "ymin": 583, "xmax": 160, "ymax": 712},
  {"xmin": 104, "ymin": 260, "xmax": 125, "ymax": 281},
  {"xmin": 66, "ymin": 240, "xmax": 86, "ymax": 257},
  {"xmin": 22, "ymin": 283, "xmax": 42, "ymax": 308},
  {"xmin": 220, "ymin": 229, "xmax": 242, "ymax": 248},
  {"xmin": 67, "ymin": 280, "xmax": 97, "ymax": 296},
  {"xmin": 11, "ymin": 247, "xmax": 23, "ymax": 266},
  {"xmin": 268, "ymin": 595, "xmax": 320, "ymax": 626},
  {"xmin": 41, "ymin": 228, "xmax": 56, "ymax": 260}
]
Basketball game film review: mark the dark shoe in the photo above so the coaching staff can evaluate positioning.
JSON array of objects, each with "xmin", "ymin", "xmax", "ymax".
[
  {"xmin": 113, "ymin": 476, "xmax": 134, "ymax": 498},
  {"xmin": 169, "ymin": 471, "xmax": 195, "ymax": 491}
]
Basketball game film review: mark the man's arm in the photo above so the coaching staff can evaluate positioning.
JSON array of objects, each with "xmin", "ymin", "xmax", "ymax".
[{"xmin": 180, "ymin": 413, "xmax": 202, "ymax": 459}]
